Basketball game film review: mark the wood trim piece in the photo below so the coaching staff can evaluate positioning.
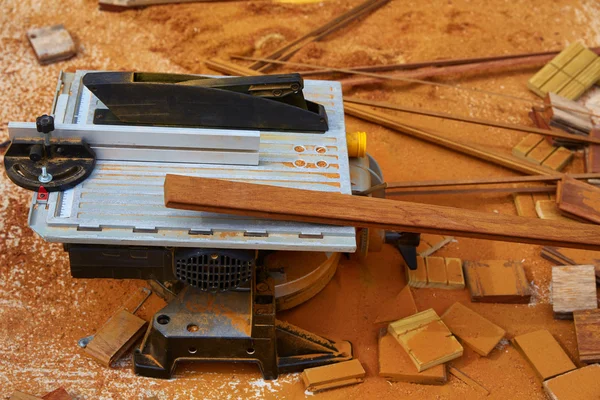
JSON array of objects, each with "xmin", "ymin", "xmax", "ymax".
[{"xmin": 164, "ymin": 174, "xmax": 600, "ymax": 251}]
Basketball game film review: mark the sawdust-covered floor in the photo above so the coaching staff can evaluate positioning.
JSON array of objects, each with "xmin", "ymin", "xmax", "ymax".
[{"xmin": 2, "ymin": 0, "xmax": 600, "ymax": 398}]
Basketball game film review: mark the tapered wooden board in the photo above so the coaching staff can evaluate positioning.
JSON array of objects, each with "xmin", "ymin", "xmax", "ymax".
[
  {"xmin": 164, "ymin": 175, "xmax": 600, "ymax": 251},
  {"xmin": 543, "ymin": 364, "xmax": 600, "ymax": 400},
  {"xmin": 511, "ymin": 329, "xmax": 576, "ymax": 382},
  {"xmin": 557, "ymin": 176, "xmax": 600, "ymax": 224}
]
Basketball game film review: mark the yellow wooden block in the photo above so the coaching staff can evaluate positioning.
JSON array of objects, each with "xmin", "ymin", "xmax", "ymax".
[
  {"xmin": 445, "ymin": 258, "xmax": 465, "ymax": 290},
  {"xmin": 541, "ymin": 70, "xmax": 572, "ymax": 94},
  {"xmin": 407, "ymin": 256, "xmax": 428, "ymax": 288},
  {"xmin": 426, "ymin": 257, "xmax": 447, "ymax": 288},
  {"xmin": 541, "ymin": 147, "xmax": 573, "ymax": 171},
  {"xmin": 575, "ymin": 58, "xmax": 600, "ymax": 87},
  {"xmin": 562, "ymin": 48, "xmax": 597, "ymax": 76},
  {"xmin": 513, "ymin": 134, "xmax": 545, "ymax": 158},
  {"xmin": 528, "ymin": 64, "xmax": 559, "ymax": 96},
  {"xmin": 526, "ymin": 141, "xmax": 556, "ymax": 165},
  {"xmin": 550, "ymin": 42, "xmax": 586, "ymax": 68},
  {"xmin": 558, "ymin": 80, "xmax": 587, "ymax": 100}
]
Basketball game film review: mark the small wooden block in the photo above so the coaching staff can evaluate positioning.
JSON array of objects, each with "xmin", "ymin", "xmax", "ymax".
[
  {"xmin": 542, "ymin": 70, "xmax": 572, "ymax": 95},
  {"xmin": 441, "ymin": 302, "xmax": 506, "ymax": 356},
  {"xmin": 563, "ymin": 48, "xmax": 598, "ymax": 76},
  {"xmin": 42, "ymin": 388, "xmax": 72, "ymax": 400},
  {"xmin": 574, "ymin": 309, "xmax": 600, "ymax": 363},
  {"xmin": 26, "ymin": 25, "xmax": 76, "ymax": 65},
  {"xmin": 374, "ymin": 285, "xmax": 418, "ymax": 324},
  {"xmin": 543, "ymin": 364, "xmax": 600, "ymax": 400},
  {"xmin": 513, "ymin": 193, "xmax": 538, "ymax": 217},
  {"xmin": 541, "ymin": 147, "xmax": 573, "ymax": 171},
  {"xmin": 575, "ymin": 58, "xmax": 600, "ymax": 87},
  {"xmin": 526, "ymin": 140, "xmax": 557, "ymax": 165},
  {"xmin": 426, "ymin": 256, "xmax": 447, "ymax": 288},
  {"xmin": 557, "ymin": 176, "xmax": 600, "ymax": 224},
  {"xmin": 388, "ymin": 308, "xmax": 463, "ymax": 372},
  {"xmin": 535, "ymin": 200, "xmax": 576, "ymax": 222},
  {"xmin": 84, "ymin": 309, "xmax": 148, "ymax": 367},
  {"xmin": 511, "ymin": 329, "xmax": 576, "ymax": 382},
  {"xmin": 10, "ymin": 393, "xmax": 42, "ymax": 400},
  {"xmin": 551, "ymin": 42, "xmax": 586, "ymax": 69},
  {"xmin": 445, "ymin": 258, "xmax": 465, "ymax": 289},
  {"xmin": 552, "ymin": 265, "xmax": 597, "ymax": 319},
  {"xmin": 464, "ymin": 260, "xmax": 531, "ymax": 303},
  {"xmin": 512, "ymin": 134, "xmax": 545, "ymax": 158},
  {"xmin": 545, "ymin": 92, "xmax": 592, "ymax": 134},
  {"xmin": 407, "ymin": 256, "xmax": 428, "ymax": 288},
  {"xmin": 378, "ymin": 328, "xmax": 447, "ymax": 385},
  {"xmin": 302, "ymin": 359, "xmax": 365, "ymax": 392},
  {"xmin": 559, "ymin": 80, "xmax": 587, "ymax": 100}
]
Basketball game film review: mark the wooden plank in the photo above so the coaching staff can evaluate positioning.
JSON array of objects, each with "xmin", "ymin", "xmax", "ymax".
[
  {"xmin": 574, "ymin": 309, "xmax": 600, "ymax": 363},
  {"xmin": 84, "ymin": 309, "xmax": 148, "ymax": 367},
  {"xmin": 513, "ymin": 193, "xmax": 538, "ymax": 218},
  {"xmin": 552, "ymin": 265, "xmax": 597, "ymax": 319},
  {"xmin": 425, "ymin": 257, "xmax": 448, "ymax": 288},
  {"xmin": 588, "ymin": 129, "xmax": 600, "ymax": 173},
  {"xmin": 448, "ymin": 366, "xmax": 490, "ymax": 396},
  {"xmin": 463, "ymin": 260, "xmax": 531, "ymax": 303},
  {"xmin": 557, "ymin": 176, "xmax": 600, "ymax": 224},
  {"xmin": 535, "ymin": 200, "xmax": 576, "ymax": 222},
  {"xmin": 343, "ymin": 103, "xmax": 553, "ymax": 175},
  {"xmin": 542, "ymin": 147, "xmax": 573, "ymax": 171},
  {"xmin": 445, "ymin": 258, "xmax": 465, "ymax": 289},
  {"xmin": 374, "ymin": 285, "xmax": 418, "ymax": 324},
  {"xmin": 301, "ymin": 359, "xmax": 365, "ymax": 392},
  {"xmin": 441, "ymin": 302, "xmax": 506, "ymax": 356},
  {"xmin": 387, "ymin": 309, "xmax": 463, "ymax": 372},
  {"xmin": 512, "ymin": 329, "xmax": 576, "ymax": 382},
  {"xmin": 41, "ymin": 388, "xmax": 72, "ymax": 400},
  {"xmin": 543, "ymin": 364, "xmax": 600, "ymax": 400},
  {"xmin": 10, "ymin": 393, "xmax": 42, "ymax": 400},
  {"xmin": 378, "ymin": 328, "xmax": 447, "ymax": 385},
  {"xmin": 26, "ymin": 24, "xmax": 76, "ymax": 65},
  {"xmin": 164, "ymin": 174, "xmax": 600, "ymax": 251},
  {"xmin": 512, "ymin": 134, "xmax": 545, "ymax": 158}
]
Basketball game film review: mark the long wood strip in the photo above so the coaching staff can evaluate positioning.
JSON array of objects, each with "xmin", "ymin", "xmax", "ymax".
[
  {"xmin": 300, "ymin": 47, "xmax": 600, "ymax": 76},
  {"xmin": 386, "ymin": 186, "xmax": 555, "ymax": 196},
  {"xmin": 249, "ymin": 0, "xmax": 389, "ymax": 71},
  {"xmin": 344, "ymin": 103, "xmax": 551, "ymax": 175},
  {"xmin": 164, "ymin": 175, "xmax": 600, "ymax": 251},
  {"xmin": 344, "ymin": 97, "xmax": 600, "ymax": 146}
]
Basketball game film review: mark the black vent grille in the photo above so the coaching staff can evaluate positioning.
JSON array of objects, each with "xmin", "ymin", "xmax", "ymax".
[{"xmin": 174, "ymin": 249, "xmax": 254, "ymax": 291}]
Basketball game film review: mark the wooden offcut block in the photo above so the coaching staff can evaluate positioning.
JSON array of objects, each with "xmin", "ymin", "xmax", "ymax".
[
  {"xmin": 557, "ymin": 176, "xmax": 600, "ymax": 224},
  {"xmin": 425, "ymin": 256, "xmax": 447, "ymax": 288},
  {"xmin": 513, "ymin": 193, "xmax": 538, "ymax": 217},
  {"xmin": 445, "ymin": 258, "xmax": 465, "ymax": 289},
  {"xmin": 552, "ymin": 265, "xmax": 597, "ymax": 319},
  {"xmin": 574, "ymin": 309, "xmax": 600, "ymax": 363},
  {"xmin": 84, "ymin": 309, "xmax": 148, "ymax": 367},
  {"xmin": 464, "ymin": 260, "xmax": 531, "ymax": 303},
  {"xmin": 535, "ymin": 200, "xmax": 576, "ymax": 222},
  {"xmin": 512, "ymin": 134, "xmax": 545, "ymax": 158},
  {"xmin": 388, "ymin": 309, "xmax": 463, "ymax": 372},
  {"xmin": 526, "ymin": 139, "xmax": 556, "ymax": 165},
  {"xmin": 543, "ymin": 364, "xmax": 600, "ymax": 400},
  {"xmin": 407, "ymin": 256, "xmax": 464, "ymax": 290},
  {"xmin": 441, "ymin": 302, "xmax": 506, "ymax": 356},
  {"xmin": 512, "ymin": 329, "xmax": 576, "ymax": 382},
  {"xmin": 26, "ymin": 25, "xmax": 76, "ymax": 65},
  {"xmin": 302, "ymin": 359, "xmax": 365, "ymax": 392},
  {"xmin": 406, "ymin": 256, "xmax": 428, "ymax": 288},
  {"xmin": 42, "ymin": 388, "xmax": 72, "ymax": 400},
  {"xmin": 374, "ymin": 285, "xmax": 418, "ymax": 324},
  {"xmin": 541, "ymin": 147, "xmax": 573, "ymax": 171},
  {"xmin": 378, "ymin": 328, "xmax": 447, "ymax": 385}
]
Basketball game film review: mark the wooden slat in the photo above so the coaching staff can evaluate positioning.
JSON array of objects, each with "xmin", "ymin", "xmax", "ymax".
[
  {"xmin": 574, "ymin": 309, "xmax": 600, "ymax": 363},
  {"xmin": 557, "ymin": 176, "xmax": 600, "ymax": 224},
  {"xmin": 165, "ymin": 174, "xmax": 600, "ymax": 251},
  {"xmin": 513, "ymin": 134, "xmax": 545, "ymax": 158},
  {"xmin": 588, "ymin": 129, "xmax": 600, "ymax": 173}
]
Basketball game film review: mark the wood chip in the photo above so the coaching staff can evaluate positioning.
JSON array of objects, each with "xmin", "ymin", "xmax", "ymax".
[
  {"xmin": 512, "ymin": 330, "xmax": 576, "ymax": 382},
  {"xmin": 26, "ymin": 24, "xmax": 76, "ymax": 65},
  {"xmin": 448, "ymin": 366, "xmax": 490, "ymax": 396},
  {"xmin": 543, "ymin": 364, "xmax": 600, "ymax": 400},
  {"xmin": 378, "ymin": 328, "xmax": 447, "ymax": 385},
  {"xmin": 552, "ymin": 265, "xmax": 597, "ymax": 319},
  {"xmin": 374, "ymin": 285, "xmax": 418, "ymax": 324},
  {"xmin": 445, "ymin": 258, "xmax": 465, "ymax": 290},
  {"xmin": 463, "ymin": 260, "xmax": 531, "ymax": 303},
  {"xmin": 441, "ymin": 302, "xmax": 506, "ymax": 356},
  {"xmin": 557, "ymin": 176, "xmax": 600, "ymax": 224},
  {"xmin": 301, "ymin": 359, "xmax": 365, "ymax": 393},
  {"xmin": 388, "ymin": 308, "xmax": 463, "ymax": 372},
  {"xmin": 574, "ymin": 309, "xmax": 600, "ymax": 363}
]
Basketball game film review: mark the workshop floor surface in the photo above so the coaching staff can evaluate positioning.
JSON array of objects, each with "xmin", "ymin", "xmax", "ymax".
[{"xmin": 2, "ymin": 0, "xmax": 600, "ymax": 398}]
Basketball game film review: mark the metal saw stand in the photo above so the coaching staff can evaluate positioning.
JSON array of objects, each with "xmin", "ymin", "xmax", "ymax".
[{"xmin": 134, "ymin": 268, "xmax": 353, "ymax": 379}]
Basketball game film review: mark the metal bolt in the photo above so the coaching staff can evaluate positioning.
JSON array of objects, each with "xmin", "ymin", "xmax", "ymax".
[
  {"xmin": 272, "ymin": 89, "xmax": 283, "ymax": 97},
  {"xmin": 256, "ymin": 283, "xmax": 269, "ymax": 292},
  {"xmin": 38, "ymin": 166, "xmax": 53, "ymax": 183}
]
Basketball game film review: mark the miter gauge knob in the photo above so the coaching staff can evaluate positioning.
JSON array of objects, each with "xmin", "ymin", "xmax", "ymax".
[{"xmin": 36, "ymin": 114, "xmax": 55, "ymax": 133}]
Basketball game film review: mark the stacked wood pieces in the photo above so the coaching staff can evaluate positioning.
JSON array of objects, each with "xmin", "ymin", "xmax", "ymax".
[
  {"xmin": 463, "ymin": 260, "xmax": 531, "ymax": 303},
  {"xmin": 551, "ymin": 265, "xmax": 597, "ymax": 319},
  {"xmin": 301, "ymin": 359, "xmax": 366, "ymax": 392},
  {"xmin": 512, "ymin": 133, "xmax": 573, "ymax": 171},
  {"xmin": 511, "ymin": 330, "xmax": 576, "ymax": 382},
  {"xmin": 543, "ymin": 364, "xmax": 600, "ymax": 400},
  {"xmin": 406, "ymin": 256, "xmax": 465, "ymax": 290},
  {"xmin": 374, "ymin": 285, "xmax": 418, "ymax": 324},
  {"xmin": 528, "ymin": 42, "xmax": 600, "ymax": 100},
  {"xmin": 574, "ymin": 309, "xmax": 600, "ymax": 363},
  {"xmin": 26, "ymin": 25, "xmax": 76, "ymax": 65},
  {"xmin": 530, "ymin": 107, "xmax": 585, "ymax": 149},
  {"xmin": 378, "ymin": 328, "xmax": 447, "ymax": 385},
  {"xmin": 556, "ymin": 176, "xmax": 600, "ymax": 224},
  {"xmin": 417, "ymin": 234, "xmax": 454, "ymax": 257},
  {"xmin": 441, "ymin": 302, "xmax": 506, "ymax": 356},
  {"xmin": 513, "ymin": 192, "xmax": 555, "ymax": 218},
  {"xmin": 540, "ymin": 246, "xmax": 600, "ymax": 284},
  {"xmin": 544, "ymin": 93, "xmax": 593, "ymax": 136},
  {"xmin": 387, "ymin": 309, "xmax": 463, "ymax": 372}
]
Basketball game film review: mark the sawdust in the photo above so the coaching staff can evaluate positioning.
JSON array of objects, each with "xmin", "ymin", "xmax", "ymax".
[{"xmin": 1, "ymin": 0, "xmax": 599, "ymax": 398}]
